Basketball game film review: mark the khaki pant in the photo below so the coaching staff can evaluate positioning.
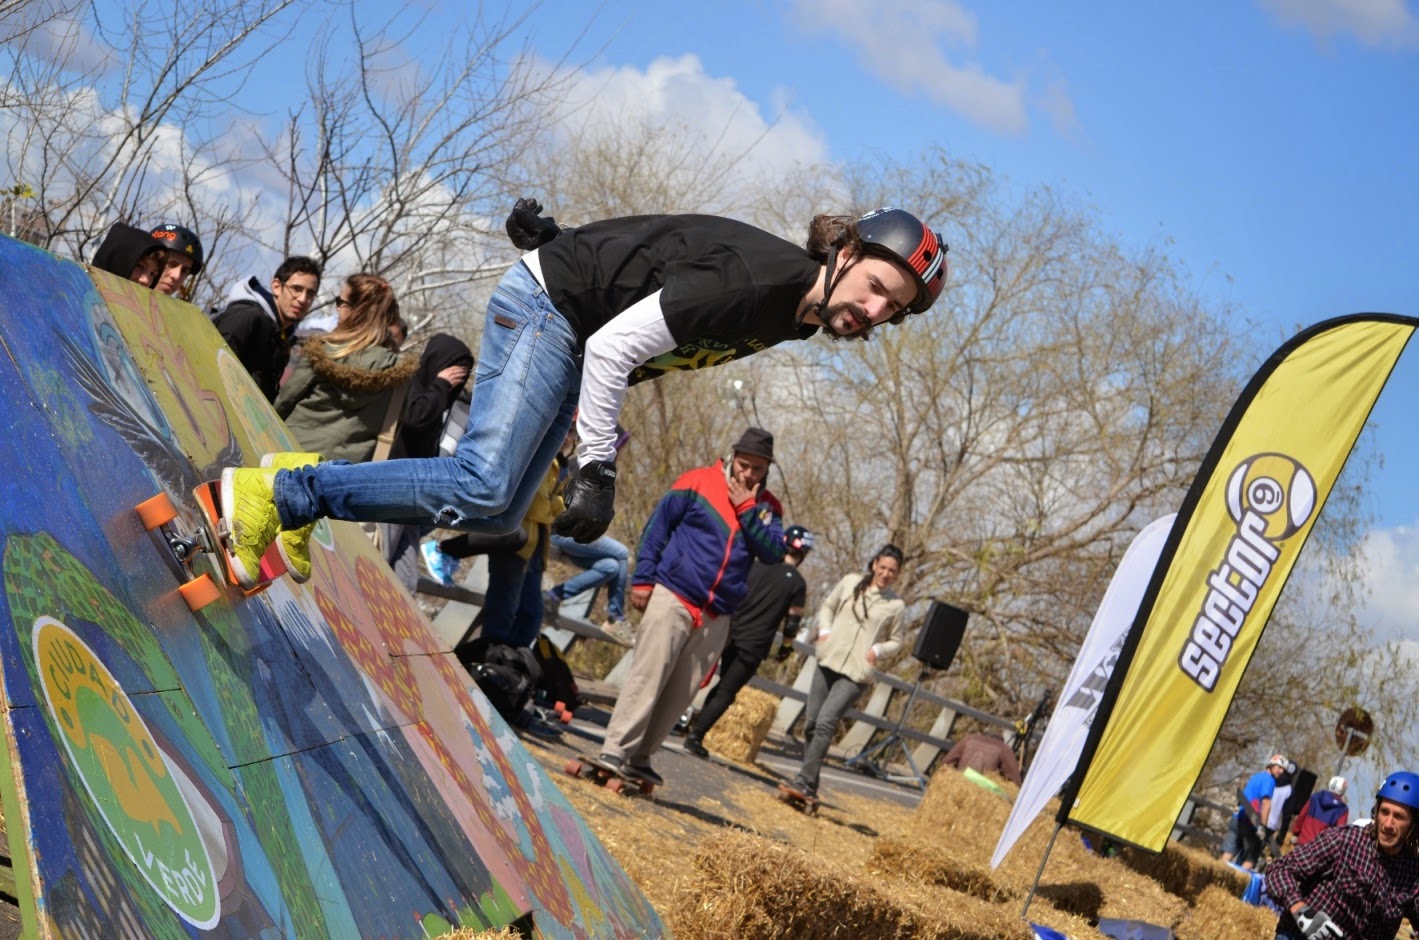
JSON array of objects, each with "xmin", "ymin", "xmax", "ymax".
[{"xmin": 601, "ymin": 584, "xmax": 729, "ymax": 764}]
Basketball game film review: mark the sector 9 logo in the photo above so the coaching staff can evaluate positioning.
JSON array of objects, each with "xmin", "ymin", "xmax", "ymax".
[{"xmin": 1225, "ymin": 453, "xmax": 1316, "ymax": 541}]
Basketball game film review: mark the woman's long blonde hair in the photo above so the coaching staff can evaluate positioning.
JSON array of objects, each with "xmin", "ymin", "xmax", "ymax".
[{"xmin": 320, "ymin": 273, "xmax": 401, "ymax": 359}]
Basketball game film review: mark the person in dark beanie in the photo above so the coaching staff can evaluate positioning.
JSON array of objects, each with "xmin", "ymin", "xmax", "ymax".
[
  {"xmin": 591, "ymin": 427, "xmax": 785, "ymax": 786},
  {"xmin": 90, "ymin": 222, "xmax": 167, "ymax": 289}
]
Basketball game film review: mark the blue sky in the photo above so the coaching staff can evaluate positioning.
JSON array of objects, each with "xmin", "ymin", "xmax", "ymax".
[{"xmin": 508, "ymin": 0, "xmax": 1419, "ymax": 643}]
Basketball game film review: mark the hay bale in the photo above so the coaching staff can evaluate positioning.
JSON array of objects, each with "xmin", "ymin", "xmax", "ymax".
[
  {"xmin": 866, "ymin": 835, "xmax": 1018, "ymax": 903},
  {"xmin": 1119, "ymin": 841, "xmax": 1251, "ymax": 904},
  {"xmin": 703, "ymin": 686, "xmax": 778, "ymax": 764},
  {"xmin": 1173, "ymin": 884, "xmax": 1277, "ymax": 940},
  {"xmin": 910, "ymin": 770, "xmax": 1185, "ymax": 927},
  {"xmin": 445, "ymin": 929, "xmax": 521, "ymax": 940},
  {"xmin": 667, "ymin": 828, "xmax": 1034, "ymax": 940}
]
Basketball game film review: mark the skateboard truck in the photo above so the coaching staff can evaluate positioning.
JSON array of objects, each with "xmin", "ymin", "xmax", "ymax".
[
  {"xmin": 563, "ymin": 757, "xmax": 656, "ymax": 796},
  {"xmin": 777, "ymin": 782, "xmax": 820, "ymax": 816},
  {"xmin": 137, "ymin": 482, "xmax": 287, "ymax": 612}
]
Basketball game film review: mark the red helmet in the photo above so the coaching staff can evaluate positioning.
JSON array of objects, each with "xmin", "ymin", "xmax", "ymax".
[{"xmin": 855, "ymin": 208, "xmax": 947, "ymax": 317}]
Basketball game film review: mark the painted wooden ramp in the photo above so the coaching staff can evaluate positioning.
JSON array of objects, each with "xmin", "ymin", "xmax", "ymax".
[{"xmin": 0, "ymin": 234, "xmax": 664, "ymax": 939}]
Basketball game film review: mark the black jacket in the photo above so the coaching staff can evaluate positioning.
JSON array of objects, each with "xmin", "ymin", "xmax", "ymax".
[
  {"xmin": 91, "ymin": 223, "xmax": 162, "ymax": 281},
  {"xmin": 389, "ymin": 333, "xmax": 474, "ymax": 459},
  {"xmin": 213, "ymin": 278, "xmax": 292, "ymax": 402}
]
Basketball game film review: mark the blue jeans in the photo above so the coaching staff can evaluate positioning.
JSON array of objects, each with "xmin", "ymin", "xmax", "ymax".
[
  {"xmin": 794, "ymin": 664, "xmax": 866, "ymax": 796},
  {"xmin": 482, "ymin": 539, "xmax": 546, "ymax": 648},
  {"xmin": 548, "ymin": 533, "xmax": 629, "ymax": 620},
  {"xmin": 273, "ymin": 262, "xmax": 581, "ymax": 533}
]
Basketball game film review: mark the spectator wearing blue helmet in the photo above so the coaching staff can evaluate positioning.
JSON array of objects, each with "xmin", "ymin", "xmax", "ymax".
[{"xmin": 1265, "ymin": 770, "xmax": 1419, "ymax": 939}]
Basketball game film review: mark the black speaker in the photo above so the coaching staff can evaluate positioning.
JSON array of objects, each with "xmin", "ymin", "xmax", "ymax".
[{"xmin": 912, "ymin": 600, "xmax": 968, "ymax": 670}]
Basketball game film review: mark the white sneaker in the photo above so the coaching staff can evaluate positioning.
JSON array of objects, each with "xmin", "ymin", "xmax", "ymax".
[{"xmin": 601, "ymin": 619, "xmax": 635, "ymax": 646}]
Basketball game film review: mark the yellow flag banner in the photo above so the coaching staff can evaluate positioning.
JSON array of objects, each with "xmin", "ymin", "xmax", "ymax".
[{"xmin": 1064, "ymin": 315, "xmax": 1415, "ymax": 851}]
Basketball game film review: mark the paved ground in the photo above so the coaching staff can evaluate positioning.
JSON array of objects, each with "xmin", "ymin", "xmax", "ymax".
[{"xmin": 524, "ymin": 699, "xmax": 925, "ymax": 815}]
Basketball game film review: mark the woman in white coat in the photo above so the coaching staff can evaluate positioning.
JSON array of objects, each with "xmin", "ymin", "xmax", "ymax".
[{"xmin": 787, "ymin": 544, "xmax": 907, "ymax": 800}]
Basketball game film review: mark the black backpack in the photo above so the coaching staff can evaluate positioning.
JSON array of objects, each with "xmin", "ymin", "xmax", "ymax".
[
  {"xmin": 533, "ymin": 634, "xmax": 581, "ymax": 712},
  {"xmin": 459, "ymin": 639, "xmax": 541, "ymax": 722}
]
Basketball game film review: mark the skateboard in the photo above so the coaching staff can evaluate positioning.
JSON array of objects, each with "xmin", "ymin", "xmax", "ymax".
[
  {"xmin": 777, "ymin": 782, "xmax": 820, "ymax": 816},
  {"xmin": 136, "ymin": 482, "xmax": 287, "ymax": 612},
  {"xmin": 563, "ymin": 757, "xmax": 656, "ymax": 796},
  {"xmin": 537, "ymin": 700, "xmax": 575, "ymax": 725}
]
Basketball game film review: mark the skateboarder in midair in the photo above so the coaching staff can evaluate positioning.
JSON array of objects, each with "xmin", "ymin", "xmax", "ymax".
[{"xmin": 217, "ymin": 202, "xmax": 947, "ymax": 593}]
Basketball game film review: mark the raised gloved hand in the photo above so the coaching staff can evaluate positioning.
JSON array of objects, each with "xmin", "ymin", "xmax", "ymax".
[
  {"xmin": 505, "ymin": 197, "xmax": 560, "ymax": 250},
  {"xmin": 553, "ymin": 460, "xmax": 617, "ymax": 543},
  {"xmin": 1294, "ymin": 905, "xmax": 1344, "ymax": 939}
]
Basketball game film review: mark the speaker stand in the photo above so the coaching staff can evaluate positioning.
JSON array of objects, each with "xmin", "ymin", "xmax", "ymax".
[{"xmin": 844, "ymin": 666, "xmax": 932, "ymax": 790}]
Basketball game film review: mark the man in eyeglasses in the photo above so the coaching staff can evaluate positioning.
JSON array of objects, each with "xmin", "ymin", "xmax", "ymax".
[{"xmin": 212, "ymin": 256, "xmax": 324, "ymax": 401}]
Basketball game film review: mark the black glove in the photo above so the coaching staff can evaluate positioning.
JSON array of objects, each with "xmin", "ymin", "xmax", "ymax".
[
  {"xmin": 1294, "ymin": 905, "xmax": 1344, "ymax": 939},
  {"xmin": 774, "ymin": 641, "xmax": 794, "ymax": 663},
  {"xmin": 553, "ymin": 460, "xmax": 617, "ymax": 543},
  {"xmin": 505, "ymin": 197, "xmax": 560, "ymax": 250}
]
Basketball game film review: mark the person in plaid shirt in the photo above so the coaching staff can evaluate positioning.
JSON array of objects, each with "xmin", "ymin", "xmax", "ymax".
[{"xmin": 1266, "ymin": 771, "xmax": 1419, "ymax": 939}]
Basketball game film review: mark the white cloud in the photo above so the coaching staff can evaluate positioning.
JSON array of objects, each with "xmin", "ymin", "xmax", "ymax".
[
  {"xmin": 1356, "ymin": 524, "xmax": 1419, "ymax": 642},
  {"xmin": 1260, "ymin": 0, "xmax": 1419, "ymax": 47},
  {"xmin": 533, "ymin": 53, "xmax": 833, "ymax": 187},
  {"xmin": 788, "ymin": 0, "xmax": 1031, "ymax": 136}
]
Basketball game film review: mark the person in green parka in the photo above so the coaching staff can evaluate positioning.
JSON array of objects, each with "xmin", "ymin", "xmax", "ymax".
[{"xmin": 275, "ymin": 273, "xmax": 417, "ymax": 463}]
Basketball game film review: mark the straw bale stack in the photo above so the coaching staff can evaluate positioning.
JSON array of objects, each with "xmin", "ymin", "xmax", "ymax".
[
  {"xmin": 1118, "ymin": 841, "xmax": 1251, "ymax": 904},
  {"xmin": 1172, "ymin": 884, "xmax": 1277, "ymax": 940},
  {"xmin": 866, "ymin": 835, "xmax": 1017, "ymax": 902},
  {"xmin": 668, "ymin": 828, "xmax": 1035, "ymax": 939},
  {"xmin": 703, "ymin": 686, "xmax": 779, "ymax": 764},
  {"xmin": 911, "ymin": 766, "xmax": 1186, "ymax": 926},
  {"xmin": 446, "ymin": 928, "xmax": 520, "ymax": 940}
]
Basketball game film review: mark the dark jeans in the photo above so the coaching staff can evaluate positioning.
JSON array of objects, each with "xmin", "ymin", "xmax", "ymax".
[
  {"xmin": 481, "ymin": 539, "xmax": 546, "ymax": 648},
  {"xmin": 688, "ymin": 640, "xmax": 764, "ymax": 739},
  {"xmin": 793, "ymin": 664, "xmax": 866, "ymax": 796}
]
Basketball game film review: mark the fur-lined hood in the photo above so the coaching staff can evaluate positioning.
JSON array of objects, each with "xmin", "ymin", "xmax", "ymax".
[{"xmin": 301, "ymin": 340, "xmax": 418, "ymax": 393}]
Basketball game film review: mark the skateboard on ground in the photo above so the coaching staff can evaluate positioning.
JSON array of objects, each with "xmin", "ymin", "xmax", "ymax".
[
  {"xmin": 536, "ymin": 700, "xmax": 575, "ymax": 725},
  {"xmin": 136, "ymin": 482, "xmax": 287, "ymax": 612},
  {"xmin": 777, "ymin": 782, "xmax": 820, "ymax": 816},
  {"xmin": 563, "ymin": 756, "xmax": 657, "ymax": 796}
]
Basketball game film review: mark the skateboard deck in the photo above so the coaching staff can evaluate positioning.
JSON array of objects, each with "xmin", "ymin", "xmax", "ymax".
[
  {"xmin": 777, "ymin": 782, "xmax": 820, "ymax": 816},
  {"xmin": 564, "ymin": 757, "xmax": 657, "ymax": 796},
  {"xmin": 137, "ymin": 480, "xmax": 287, "ymax": 610}
]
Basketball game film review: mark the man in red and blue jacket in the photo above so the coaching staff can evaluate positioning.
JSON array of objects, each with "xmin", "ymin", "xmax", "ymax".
[{"xmin": 596, "ymin": 427, "xmax": 785, "ymax": 784}]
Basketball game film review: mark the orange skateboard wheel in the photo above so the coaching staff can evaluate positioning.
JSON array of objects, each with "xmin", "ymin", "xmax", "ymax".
[
  {"xmin": 179, "ymin": 574, "xmax": 221, "ymax": 611},
  {"xmin": 557, "ymin": 709, "xmax": 573, "ymax": 724},
  {"xmin": 604, "ymin": 777, "xmax": 625, "ymax": 794},
  {"xmin": 136, "ymin": 492, "xmax": 178, "ymax": 530}
]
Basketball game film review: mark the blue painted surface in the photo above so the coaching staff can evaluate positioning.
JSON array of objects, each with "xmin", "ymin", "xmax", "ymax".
[{"xmin": 0, "ymin": 234, "xmax": 664, "ymax": 938}]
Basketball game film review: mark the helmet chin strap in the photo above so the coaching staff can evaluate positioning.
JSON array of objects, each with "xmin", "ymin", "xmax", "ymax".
[{"xmin": 800, "ymin": 245, "xmax": 851, "ymax": 335}]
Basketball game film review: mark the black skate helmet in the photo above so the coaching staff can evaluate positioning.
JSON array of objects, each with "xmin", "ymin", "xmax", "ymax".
[
  {"xmin": 149, "ymin": 222, "xmax": 204, "ymax": 275},
  {"xmin": 854, "ymin": 207, "xmax": 947, "ymax": 318},
  {"xmin": 784, "ymin": 525, "xmax": 815, "ymax": 556}
]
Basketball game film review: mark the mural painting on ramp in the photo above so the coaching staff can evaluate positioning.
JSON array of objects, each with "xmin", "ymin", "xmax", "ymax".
[{"xmin": 0, "ymin": 233, "xmax": 663, "ymax": 938}]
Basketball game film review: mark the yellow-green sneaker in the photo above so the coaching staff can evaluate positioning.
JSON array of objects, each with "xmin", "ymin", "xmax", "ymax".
[
  {"xmin": 219, "ymin": 467, "xmax": 281, "ymax": 589},
  {"xmin": 259, "ymin": 452, "xmax": 323, "ymax": 583}
]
